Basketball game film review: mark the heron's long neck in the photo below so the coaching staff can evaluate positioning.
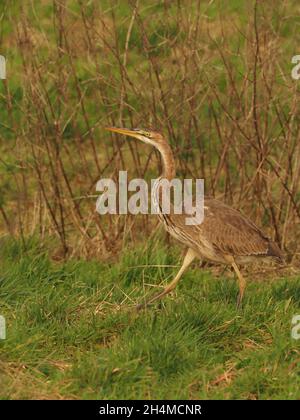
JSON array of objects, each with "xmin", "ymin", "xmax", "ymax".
[{"xmin": 156, "ymin": 141, "xmax": 176, "ymax": 180}]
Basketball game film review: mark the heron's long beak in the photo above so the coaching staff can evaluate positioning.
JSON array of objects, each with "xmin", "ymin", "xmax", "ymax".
[{"xmin": 105, "ymin": 127, "xmax": 141, "ymax": 140}]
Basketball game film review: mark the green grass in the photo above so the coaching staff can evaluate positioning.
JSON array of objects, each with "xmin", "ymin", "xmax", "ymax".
[{"xmin": 0, "ymin": 238, "xmax": 299, "ymax": 399}]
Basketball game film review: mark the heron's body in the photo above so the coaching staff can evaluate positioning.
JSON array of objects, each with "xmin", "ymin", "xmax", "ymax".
[
  {"xmin": 154, "ymin": 192, "xmax": 282, "ymax": 266},
  {"xmin": 106, "ymin": 127, "xmax": 284, "ymax": 309}
]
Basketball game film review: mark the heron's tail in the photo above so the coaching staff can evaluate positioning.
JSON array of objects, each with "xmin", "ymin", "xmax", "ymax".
[{"xmin": 267, "ymin": 241, "xmax": 285, "ymax": 265}]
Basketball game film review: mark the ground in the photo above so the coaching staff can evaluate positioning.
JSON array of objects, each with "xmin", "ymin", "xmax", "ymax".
[{"xmin": 0, "ymin": 238, "xmax": 299, "ymax": 399}]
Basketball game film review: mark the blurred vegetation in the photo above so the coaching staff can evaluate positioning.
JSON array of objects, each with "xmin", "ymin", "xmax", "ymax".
[{"xmin": 0, "ymin": 0, "xmax": 299, "ymax": 261}]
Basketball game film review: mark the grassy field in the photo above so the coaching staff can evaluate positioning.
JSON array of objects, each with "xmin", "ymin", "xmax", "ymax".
[
  {"xmin": 1, "ymin": 0, "xmax": 300, "ymax": 400},
  {"xmin": 0, "ymin": 237, "xmax": 299, "ymax": 399}
]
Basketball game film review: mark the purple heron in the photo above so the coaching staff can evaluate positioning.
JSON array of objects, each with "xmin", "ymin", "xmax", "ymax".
[{"xmin": 106, "ymin": 127, "xmax": 284, "ymax": 310}]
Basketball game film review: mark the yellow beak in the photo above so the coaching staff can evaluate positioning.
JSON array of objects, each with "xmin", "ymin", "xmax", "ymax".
[{"xmin": 105, "ymin": 127, "xmax": 141, "ymax": 140}]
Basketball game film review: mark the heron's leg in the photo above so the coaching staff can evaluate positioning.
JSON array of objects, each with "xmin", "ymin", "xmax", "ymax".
[
  {"xmin": 136, "ymin": 248, "xmax": 196, "ymax": 310},
  {"xmin": 223, "ymin": 255, "xmax": 246, "ymax": 308},
  {"xmin": 232, "ymin": 261, "xmax": 246, "ymax": 308}
]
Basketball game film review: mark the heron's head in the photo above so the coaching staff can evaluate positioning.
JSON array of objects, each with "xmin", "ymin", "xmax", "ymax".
[{"xmin": 105, "ymin": 127, "xmax": 165, "ymax": 148}]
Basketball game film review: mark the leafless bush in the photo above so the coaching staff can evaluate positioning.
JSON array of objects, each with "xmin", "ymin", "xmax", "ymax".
[{"xmin": 0, "ymin": 0, "xmax": 299, "ymax": 262}]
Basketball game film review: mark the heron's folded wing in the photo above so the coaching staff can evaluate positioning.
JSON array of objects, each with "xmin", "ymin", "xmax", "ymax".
[{"xmin": 199, "ymin": 200, "xmax": 270, "ymax": 257}]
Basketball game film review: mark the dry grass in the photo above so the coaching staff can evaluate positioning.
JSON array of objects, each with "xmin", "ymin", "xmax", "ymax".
[
  {"xmin": 0, "ymin": 238, "xmax": 299, "ymax": 399},
  {"xmin": 0, "ymin": 0, "xmax": 299, "ymax": 262}
]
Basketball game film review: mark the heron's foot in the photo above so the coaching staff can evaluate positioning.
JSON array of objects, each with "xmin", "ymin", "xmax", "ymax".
[
  {"xmin": 136, "ymin": 288, "xmax": 173, "ymax": 311},
  {"xmin": 136, "ymin": 296, "xmax": 163, "ymax": 311},
  {"xmin": 136, "ymin": 301, "xmax": 151, "ymax": 311},
  {"xmin": 136, "ymin": 300, "xmax": 164, "ymax": 311}
]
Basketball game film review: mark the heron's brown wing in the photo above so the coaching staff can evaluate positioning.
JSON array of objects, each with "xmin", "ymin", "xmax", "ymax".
[
  {"xmin": 199, "ymin": 199, "xmax": 270, "ymax": 257},
  {"xmin": 162, "ymin": 199, "xmax": 282, "ymax": 260}
]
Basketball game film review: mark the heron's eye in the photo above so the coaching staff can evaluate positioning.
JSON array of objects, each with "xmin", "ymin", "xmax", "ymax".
[{"xmin": 143, "ymin": 131, "xmax": 151, "ymax": 138}]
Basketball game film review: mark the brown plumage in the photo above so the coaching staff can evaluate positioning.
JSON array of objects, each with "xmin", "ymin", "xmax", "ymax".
[
  {"xmin": 106, "ymin": 127, "xmax": 284, "ymax": 309},
  {"xmin": 164, "ymin": 198, "xmax": 283, "ymax": 265}
]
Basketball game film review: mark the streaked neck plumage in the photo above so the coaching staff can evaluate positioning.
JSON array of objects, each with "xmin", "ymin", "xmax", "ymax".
[
  {"xmin": 156, "ymin": 140, "xmax": 176, "ymax": 180},
  {"xmin": 151, "ymin": 138, "xmax": 177, "ymax": 222}
]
